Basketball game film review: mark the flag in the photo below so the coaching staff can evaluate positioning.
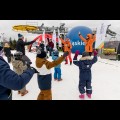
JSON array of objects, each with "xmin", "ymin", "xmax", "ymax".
[
  {"xmin": 52, "ymin": 30, "xmax": 56, "ymax": 48},
  {"xmin": 95, "ymin": 22, "xmax": 108, "ymax": 49},
  {"xmin": 42, "ymin": 29, "xmax": 46, "ymax": 51},
  {"xmin": 58, "ymin": 29, "xmax": 62, "ymax": 47}
]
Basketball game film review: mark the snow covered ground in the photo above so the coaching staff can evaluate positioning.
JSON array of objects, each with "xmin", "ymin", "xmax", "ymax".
[{"xmin": 3, "ymin": 50, "xmax": 120, "ymax": 100}]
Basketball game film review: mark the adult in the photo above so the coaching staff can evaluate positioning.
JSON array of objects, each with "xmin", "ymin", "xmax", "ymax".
[
  {"xmin": 78, "ymin": 32, "xmax": 96, "ymax": 56},
  {"xmin": 117, "ymin": 43, "xmax": 120, "ymax": 61},
  {"xmin": 3, "ymin": 43, "xmax": 11, "ymax": 63},
  {"xmin": 16, "ymin": 33, "xmax": 36, "ymax": 63},
  {"xmin": 59, "ymin": 36, "xmax": 72, "ymax": 65},
  {"xmin": 48, "ymin": 38, "xmax": 54, "ymax": 56},
  {"xmin": 0, "ymin": 46, "xmax": 38, "ymax": 100}
]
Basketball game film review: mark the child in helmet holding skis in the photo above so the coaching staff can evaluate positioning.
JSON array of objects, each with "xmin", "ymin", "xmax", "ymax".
[{"xmin": 73, "ymin": 50, "xmax": 98, "ymax": 99}]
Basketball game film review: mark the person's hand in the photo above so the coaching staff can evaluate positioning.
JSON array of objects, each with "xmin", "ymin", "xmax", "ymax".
[
  {"xmin": 30, "ymin": 67, "xmax": 39, "ymax": 73},
  {"xmin": 25, "ymin": 61, "xmax": 32, "ymax": 68},
  {"xmin": 78, "ymin": 32, "xmax": 81, "ymax": 36},
  {"xmin": 93, "ymin": 49, "xmax": 98, "ymax": 56},
  {"xmin": 75, "ymin": 50, "xmax": 80, "ymax": 56},
  {"xmin": 74, "ymin": 50, "xmax": 80, "ymax": 58},
  {"xmin": 63, "ymin": 51, "xmax": 69, "ymax": 58}
]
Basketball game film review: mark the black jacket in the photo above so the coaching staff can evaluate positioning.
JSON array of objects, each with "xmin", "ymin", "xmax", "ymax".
[
  {"xmin": 39, "ymin": 43, "xmax": 45, "ymax": 51},
  {"xmin": 4, "ymin": 47, "xmax": 11, "ymax": 56},
  {"xmin": 16, "ymin": 39, "xmax": 35, "ymax": 55},
  {"xmin": 117, "ymin": 43, "xmax": 120, "ymax": 54}
]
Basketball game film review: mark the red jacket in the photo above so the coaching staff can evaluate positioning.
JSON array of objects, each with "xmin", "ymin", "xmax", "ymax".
[{"xmin": 48, "ymin": 41, "xmax": 54, "ymax": 48}]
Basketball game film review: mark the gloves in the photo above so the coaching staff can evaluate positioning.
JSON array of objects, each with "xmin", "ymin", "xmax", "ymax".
[
  {"xmin": 74, "ymin": 50, "xmax": 80, "ymax": 58},
  {"xmin": 63, "ymin": 51, "xmax": 69, "ymax": 58},
  {"xmin": 25, "ymin": 61, "xmax": 32, "ymax": 68},
  {"xmin": 93, "ymin": 49, "xmax": 98, "ymax": 56},
  {"xmin": 78, "ymin": 32, "xmax": 81, "ymax": 36},
  {"xmin": 30, "ymin": 67, "xmax": 39, "ymax": 73},
  {"xmin": 21, "ymin": 59, "xmax": 26, "ymax": 66}
]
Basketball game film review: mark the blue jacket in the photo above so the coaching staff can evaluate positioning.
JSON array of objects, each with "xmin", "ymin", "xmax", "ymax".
[
  {"xmin": 52, "ymin": 53, "xmax": 61, "ymax": 68},
  {"xmin": 0, "ymin": 56, "xmax": 35, "ymax": 100},
  {"xmin": 73, "ymin": 56, "xmax": 97, "ymax": 81}
]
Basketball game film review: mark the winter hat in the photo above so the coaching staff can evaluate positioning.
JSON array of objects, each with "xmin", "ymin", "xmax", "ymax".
[
  {"xmin": 18, "ymin": 33, "xmax": 23, "ymax": 38},
  {"xmin": 37, "ymin": 49, "xmax": 47, "ymax": 58},
  {"xmin": 82, "ymin": 52, "xmax": 89, "ymax": 57},
  {"xmin": 53, "ymin": 48, "xmax": 59, "ymax": 56}
]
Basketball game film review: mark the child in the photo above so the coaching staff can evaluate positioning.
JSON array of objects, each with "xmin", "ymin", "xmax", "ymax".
[
  {"xmin": 11, "ymin": 51, "xmax": 29, "ymax": 96},
  {"xmin": 52, "ymin": 48, "xmax": 62, "ymax": 81},
  {"xmin": 36, "ymin": 50, "xmax": 68, "ymax": 100},
  {"xmin": 73, "ymin": 50, "xmax": 98, "ymax": 99}
]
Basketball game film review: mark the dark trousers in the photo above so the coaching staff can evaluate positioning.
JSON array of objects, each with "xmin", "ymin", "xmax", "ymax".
[
  {"xmin": 79, "ymin": 79, "xmax": 92, "ymax": 94},
  {"xmin": 49, "ymin": 47, "xmax": 53, "ymax": 56}
]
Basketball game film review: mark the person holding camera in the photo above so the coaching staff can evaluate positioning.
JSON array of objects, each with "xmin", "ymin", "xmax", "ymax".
[{"xmin": 0, "ymin": 46, "xmax": 38, "ymax": 100}]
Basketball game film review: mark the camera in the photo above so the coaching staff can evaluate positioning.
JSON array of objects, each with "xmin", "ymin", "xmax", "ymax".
[
  {"xmin": 13, "ymin": 52, "xmax": 23, "ymax": 60},
  {"xmin": 25, "ymin": 61, "xmax": 32, "ymax": 68}
]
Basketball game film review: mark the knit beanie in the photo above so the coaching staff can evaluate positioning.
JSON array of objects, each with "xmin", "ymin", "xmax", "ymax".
[
  {"xmin": 37, "ymin": 50, "xmax": 47, "ymax": 58},
  {"xmin": 18, "ymin": 33, "xmax": 23, "ymax": 39}
]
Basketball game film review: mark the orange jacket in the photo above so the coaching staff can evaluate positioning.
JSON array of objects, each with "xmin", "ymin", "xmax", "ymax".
[
  {"xmin": 79, "ymin": 34, "xmax": 96, "ymax": 52},
  {"xmin": 60, "ymin": 38, "xmax": 72, "ymax": 52}
]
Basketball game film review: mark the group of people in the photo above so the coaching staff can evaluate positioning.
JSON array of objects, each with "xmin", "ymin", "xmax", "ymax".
[{"xmin": 0, "ymin": 31, "xmax": 98, "ymax": 100}]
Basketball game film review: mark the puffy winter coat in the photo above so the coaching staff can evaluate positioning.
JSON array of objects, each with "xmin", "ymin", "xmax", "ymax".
[
  {"xmin": 79, "ymin": 34, "xmax": 96, "ymax": 52},
  {"xmin": 60, "ymin": 38, "xmax": 72, "ymax": 52},
  {"xmin": 73, "ymin": 56, "xmax": 97, "ymax": 81},
  {"xmin": 0, "ymin": 56, "xmax": 35, "ymax": 100}
]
